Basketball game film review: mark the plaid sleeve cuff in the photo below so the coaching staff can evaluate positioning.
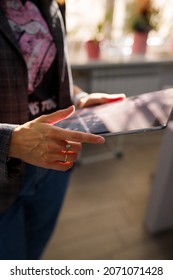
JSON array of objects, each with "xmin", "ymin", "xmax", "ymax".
[{"xmin": 0, "ymin": 124, "xmax": 21, "ymax": 182}]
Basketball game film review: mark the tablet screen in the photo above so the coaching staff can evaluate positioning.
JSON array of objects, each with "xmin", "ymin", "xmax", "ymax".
[{"xmin": 56, "ymin": 89, "xmax": 173, "ymax": 136}]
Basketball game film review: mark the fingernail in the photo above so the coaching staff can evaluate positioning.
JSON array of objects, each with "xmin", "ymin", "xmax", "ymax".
[{"xmin": 97, "ymin": 136, "xmax": 105, "ymax": 144}]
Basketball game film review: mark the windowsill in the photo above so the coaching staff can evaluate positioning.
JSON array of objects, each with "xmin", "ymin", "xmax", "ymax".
[
  {"xmin": 68, "ymin": 40, "xmax": 173, "ymax": 67},
  {"xmin": 70, "ymin": 51, "xmax": 173, "ymax": 69}
]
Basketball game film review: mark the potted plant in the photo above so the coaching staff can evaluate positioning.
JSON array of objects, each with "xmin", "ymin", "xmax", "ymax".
[
  {"xmin": 124, "ymin": 0, "xmax": 161, "ymax": 54},
  {"xmin": 85, "ymin": 22, "xmax": 104, "ymax": 60},
  {"xmin": 86, "ymin": 7, "xmax": 114, "ymax": 60}
]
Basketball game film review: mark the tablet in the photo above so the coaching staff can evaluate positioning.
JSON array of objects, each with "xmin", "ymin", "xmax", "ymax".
[{"xmin": 56, "ymin": 88, "xmax": 173, "ymax": 136}]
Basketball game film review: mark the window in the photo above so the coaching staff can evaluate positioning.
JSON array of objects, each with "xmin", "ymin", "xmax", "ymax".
[
  {"xmin": 66, "ymin": 0, "xmax": 107, "ymax": 41},
  {"xmin": 66, "ymin": 0, "xmax": 173, "ymax": 41}
]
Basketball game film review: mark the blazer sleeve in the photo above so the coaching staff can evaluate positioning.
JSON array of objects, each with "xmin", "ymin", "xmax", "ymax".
[{"xmin": 0, "ymin": 124, "xmax": 21, "ymax": 183}]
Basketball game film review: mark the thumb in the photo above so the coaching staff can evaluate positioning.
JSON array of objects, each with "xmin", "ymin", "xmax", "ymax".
[{"xmin": 38, "ymin": 105, "xmax": 75, "ymax": 124}]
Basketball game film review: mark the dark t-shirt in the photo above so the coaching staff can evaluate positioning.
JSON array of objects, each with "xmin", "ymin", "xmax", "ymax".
[
  {"xmin": 28, "ymin": 55, "xmax": 59, "ymax": 120},
  {"xmin": 0, "ymin": 0, "xmax": 59, "ymax": 119}
]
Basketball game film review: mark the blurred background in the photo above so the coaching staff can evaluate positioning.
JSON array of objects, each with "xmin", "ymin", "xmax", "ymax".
[
  {"xmin": 66, "ymin": 0, "xmax": 173, "ymax": 61},
  {"xmin": 43, "ymin": 0, "xmax": 173, "ymax": 260}
]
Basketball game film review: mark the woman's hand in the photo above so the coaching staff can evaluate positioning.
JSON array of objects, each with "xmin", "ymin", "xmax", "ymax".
[
  {"xmin": 8, "ymin": 106, "xmax": 105, "ymax": 171},
  {"xmin": 78, "ymin": 92, "xmax": 126, "ymax": 108}
]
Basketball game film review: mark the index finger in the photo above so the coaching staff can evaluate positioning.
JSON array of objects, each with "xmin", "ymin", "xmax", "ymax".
[{"xmin": 57, "ymin": 127, "xmax": 105, "ymax": 144}]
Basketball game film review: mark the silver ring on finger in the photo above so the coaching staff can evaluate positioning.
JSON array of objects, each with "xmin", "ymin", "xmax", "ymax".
[{"xmin": 65, "ymin": 142, "xmax": 71, "ymax": 152}]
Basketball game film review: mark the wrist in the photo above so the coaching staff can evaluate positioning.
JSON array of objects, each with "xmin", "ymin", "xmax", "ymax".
[{"xmin": 73, "ymin": 91, "xmax": 89, "ymax": 107}]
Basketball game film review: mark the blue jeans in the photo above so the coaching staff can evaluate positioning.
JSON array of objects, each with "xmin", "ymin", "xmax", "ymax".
[{"xmin": 0, "ymin": 164, "xmax": 72, "ymax": 260}]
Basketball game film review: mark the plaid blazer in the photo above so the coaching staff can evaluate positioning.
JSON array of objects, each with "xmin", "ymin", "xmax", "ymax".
[{"xmin": 0, "ymin": 0, "xmax": 73, "ymax": 213}]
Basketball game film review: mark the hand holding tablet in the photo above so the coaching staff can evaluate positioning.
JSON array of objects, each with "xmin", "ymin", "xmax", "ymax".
[{"xmin": 56, "ymin": 89, "xmax": 173, "ymax": 136}]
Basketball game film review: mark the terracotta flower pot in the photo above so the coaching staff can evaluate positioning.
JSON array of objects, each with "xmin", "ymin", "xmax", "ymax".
[
  {"xmin": 85, "ymin": 40, "xmax": 100, "ymax": 60},
  {"xmin": 132, "ymin": 32, "xmax": 148, "ymax": 55}
]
